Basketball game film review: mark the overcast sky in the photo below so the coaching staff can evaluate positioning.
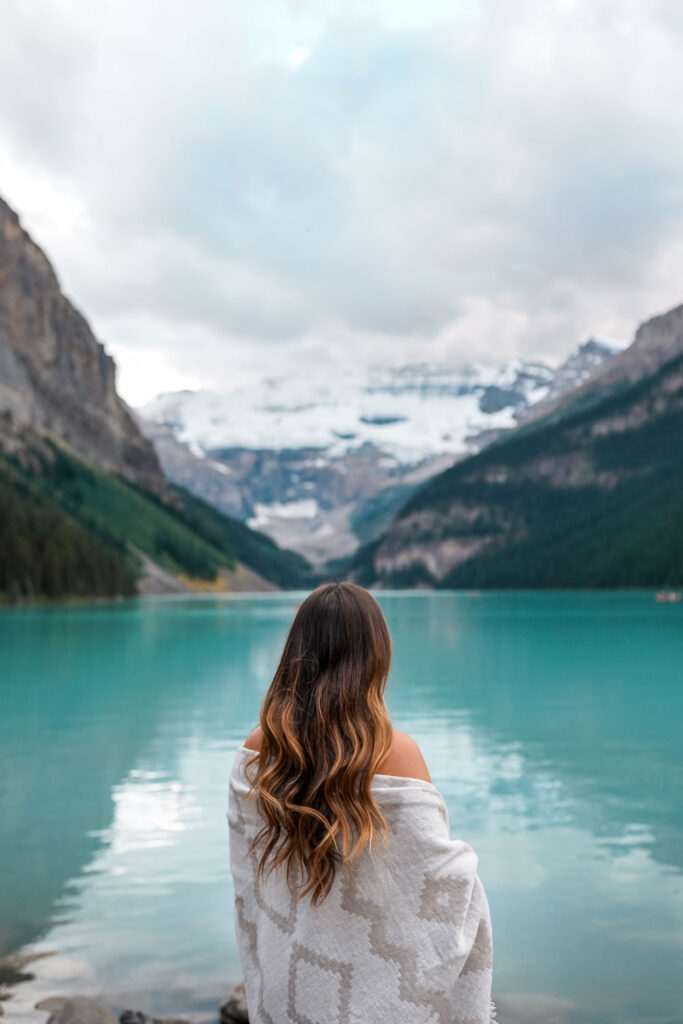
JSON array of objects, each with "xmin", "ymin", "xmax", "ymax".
[{"xmin": 3, "ymin": 0, "xmax": 683, "ymax": 404}]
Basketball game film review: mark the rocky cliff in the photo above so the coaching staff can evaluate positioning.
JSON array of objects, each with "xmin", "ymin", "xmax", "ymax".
[
  {"xmin": 0, "ymin": 195, "xmax": 165, "ymax": 494},
  {"xmin": 520, "ymin": 307, "xmax": 683, "ymax": 428}
]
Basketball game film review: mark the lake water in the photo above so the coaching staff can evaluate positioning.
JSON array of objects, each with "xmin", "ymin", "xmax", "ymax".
[{"xmin": 1, "ymin": 591, "xmax": 682, "ymax": 1024}]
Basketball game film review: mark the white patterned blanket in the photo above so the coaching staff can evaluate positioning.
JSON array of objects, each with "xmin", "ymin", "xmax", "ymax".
[{"xmin": 228, "ymin": 745, "xmax": 497, "ymax": 1024}]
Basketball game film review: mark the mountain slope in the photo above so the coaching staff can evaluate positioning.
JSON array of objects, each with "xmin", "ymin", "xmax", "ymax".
[
  {"xmin": 0, "ymin": 429, "xmax": 315, "ymax": 601},
  {"xmin": 350, "ymin": 305, "xmax": 683, "ymax": 589},
  {"xmin": 0, "ymin": 440, "xmax": 137, "ymax": 601},
  {"xmin": 0, "ymin": 194, "xmax": 316, "ymax": 599},
  {"xmin": 520, "ymin": 305, "xmax": 683, "ymax": 428}
]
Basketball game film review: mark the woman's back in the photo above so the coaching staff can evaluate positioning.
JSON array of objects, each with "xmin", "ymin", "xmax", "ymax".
[
  {"xmin": 226, "ymin": 581, "xmax": 496, "ymax": 1023},
  {"xmin": 228, "ymin": 740, "xmax": 495, "ymax": 1024}
]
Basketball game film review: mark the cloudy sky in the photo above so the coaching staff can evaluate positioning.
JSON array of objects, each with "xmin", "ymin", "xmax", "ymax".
[{"xmin": 3, "ymin": 0, "xmax": 683, "ymax": 404}]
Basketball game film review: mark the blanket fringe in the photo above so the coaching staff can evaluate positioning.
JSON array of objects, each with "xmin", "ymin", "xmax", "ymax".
[{"xmin": 489, "ymin": 997, "xmax": 499, "ymax": 1022}]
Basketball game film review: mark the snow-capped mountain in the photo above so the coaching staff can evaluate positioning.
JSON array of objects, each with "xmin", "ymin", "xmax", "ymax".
[
  {"xmin": 135, "ymin": 338, "xmax": 625, "ymax": 566},
  {"xmin": 142, "ymin": 359, "xmax": 552, "ymax": 465}
]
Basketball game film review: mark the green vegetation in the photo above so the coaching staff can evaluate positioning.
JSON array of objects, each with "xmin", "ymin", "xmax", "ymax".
[
  {"xmin": 162, "ymin": 484, "xmax": 315, "ymax": 590},
  {"xmin": 0, "ymin": 453, "xmax": 138, "ymax": 601},
  {"xmin": 0, "ymin": 437, "xmax": 315, "ymax": 603},
  {"xmin": 440, "ymin": 468, "xmax": 683, "ymax": 588}
]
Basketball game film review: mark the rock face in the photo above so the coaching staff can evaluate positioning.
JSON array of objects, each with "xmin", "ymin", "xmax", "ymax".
[
  {"xmin": 35, "ymin": 997, "xmax": 121, "ymax": 1024},
  {"xmin": 521, "ymin": 315, "xmax": 683, "ymax": 427},
  {"xmin": 220, "ymin": 982, "xmax": 249, "ymax": 1023},
  {"xmin": 0, "ymin": 195, "xmax": 165, "ymax": 494},
  {"xmin": 119, "ymin": 1010, "xmax": 188, "ymax": 1024},
  {"xmin": 352, "ymin": 301, "xmax": 683, "ymax": 588},
  {"xmin": 593, "ymin": 304, "xmax": 683, "ymax": 387}
]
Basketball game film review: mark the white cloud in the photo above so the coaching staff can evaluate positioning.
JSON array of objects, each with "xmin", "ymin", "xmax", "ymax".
[
  {"xmin": 2, "ymin": 0, "xmax": 683, "ymax": 403},
  {"xmin": 287, "ymin": 45, "xmax": 311, "ymax": 69}
]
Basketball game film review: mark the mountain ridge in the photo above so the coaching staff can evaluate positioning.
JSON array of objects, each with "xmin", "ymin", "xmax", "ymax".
[
  {"xmin": 0, "ymin": 193, "xmax": 316, "ymax": 600},
  {"xmin": 136, "ymin": 339, "xmax": 623, "ymax": 564},
  {"xmin": 347, "ymin": 302, "xmax": 683, "ymax": 589}
]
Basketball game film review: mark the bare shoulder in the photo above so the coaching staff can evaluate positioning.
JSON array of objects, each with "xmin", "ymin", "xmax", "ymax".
[
  {"xmin": 377, "ymin": 729, "xmax": 433, "ymax": 783},
  {"xmin": 243, "ymin": 724, "xmax": 263, "ymax": 751},
  {"xmin": 241, "ymin": 724, "xmax": 432, "ymax": 784}
]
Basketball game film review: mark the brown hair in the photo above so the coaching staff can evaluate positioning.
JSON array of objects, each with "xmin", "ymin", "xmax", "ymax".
[{"xmin": 243, "ymin": 580, "xmax": 394, "ymax": 905}]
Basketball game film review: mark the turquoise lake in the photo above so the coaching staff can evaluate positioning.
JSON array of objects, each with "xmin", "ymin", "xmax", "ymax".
[{"xmin": 1, "ymin": 591, "xmax": 682, "ymax": 1024}]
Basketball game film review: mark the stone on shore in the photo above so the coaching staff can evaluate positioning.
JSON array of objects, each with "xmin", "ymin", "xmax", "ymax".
[
  {"xmin": 35, "ymin": 997, "xmax": 120, "ymax": 1024},
  {"xmin": 119, "ymin": 1011, "xmax": 188, "ymax": 1024},
  {"xmin": 220, "ymin": 982, "xmax": 248, "ymax": 1024},
  {"xmin": 31, "ymin": 986, "xmax": 249, "ymax": 1024}
]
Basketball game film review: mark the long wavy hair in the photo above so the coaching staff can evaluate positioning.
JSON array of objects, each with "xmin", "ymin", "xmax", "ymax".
[{"xmin": 243, "ymin": 581, "xmax": 394, "ymax": 906}]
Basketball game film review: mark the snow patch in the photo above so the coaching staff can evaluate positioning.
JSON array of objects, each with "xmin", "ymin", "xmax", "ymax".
[
  {"xmin": 140, "ymin": 343, "xmax": 620, "ymax": 468},
  {"xmin": 247, "ymin": 499, "xmax": 320, "ymax": 529}
]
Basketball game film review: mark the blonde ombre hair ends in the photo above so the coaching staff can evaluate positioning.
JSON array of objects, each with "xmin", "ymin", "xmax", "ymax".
[{"xmin": 242, "ymin": 581, "xmax": 394, "ymax": 905}]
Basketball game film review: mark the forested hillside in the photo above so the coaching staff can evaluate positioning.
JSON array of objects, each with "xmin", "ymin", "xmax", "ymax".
[
  {"xmin": 349, "ymin": 317, "xmax": 683, "ymax": 589},
  {"xmin": 0, "ymin": 434, "xmax": 315, "ymax": 602}
]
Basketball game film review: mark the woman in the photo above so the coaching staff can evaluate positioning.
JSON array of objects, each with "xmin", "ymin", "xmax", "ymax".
[{"xmin": 227, "ymin": 581, "xmax": 496, "ymax": 1024}]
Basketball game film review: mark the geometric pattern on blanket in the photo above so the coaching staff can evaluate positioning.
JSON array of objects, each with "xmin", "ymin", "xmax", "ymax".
[{"xmin": 228, "ymin": 746, "xmax": 497, "ymax": 1024}]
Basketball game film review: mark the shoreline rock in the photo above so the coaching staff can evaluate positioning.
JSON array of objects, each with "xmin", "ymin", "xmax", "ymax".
[
  {"xmin": 31, "ymin": 984, "xmax": 249, "ymax": 1024},
  {"xmin": 35, "ymin": 997, "xmax": 120, "ymax": 1024},
  {"xmin": 219, "ymin": 983, "xmax": 248, "ymax": 1024}
]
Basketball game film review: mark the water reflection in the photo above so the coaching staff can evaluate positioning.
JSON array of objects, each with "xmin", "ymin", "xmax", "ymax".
[{"xmin": 386, "ymin": 592, "xmax": 683, "ymax": 875}]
